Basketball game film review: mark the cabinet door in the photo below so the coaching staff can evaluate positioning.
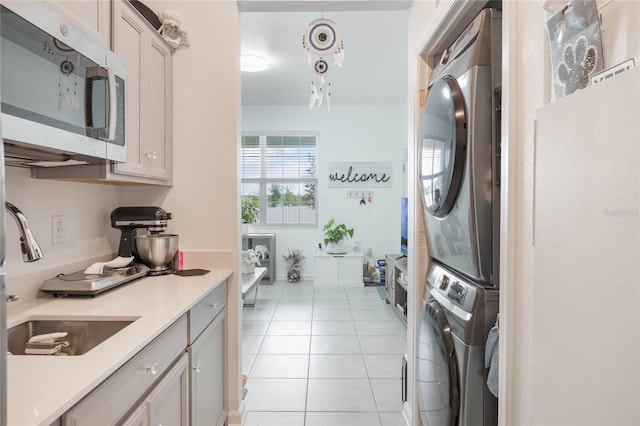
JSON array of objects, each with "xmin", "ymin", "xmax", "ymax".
[
  {"xmin": 146, "ymin": 36, "xmax": 172, "ymax": 180},
  {"xmin": 121, "ymin": 404, "xmax": 148, "ymax": 426},
  {"xmin": 190, "ymin": 311, "xmax": 226, "ymax": 426},
  {"xmin": 112, "ymin": 1, "xmax": 147, "ymax": 177},
  {"xmin": 314, "ymin": 256, "xmax": 340, "ymax": 286},
  {"xmin": 122, "ymin": 354, "xmax": 189, "ymax": 426},
  {"xmin": 148, "ymin": 354, "xmax": 189, "ymax": 426},
  {"xmin": 339, "ymin": 256, "xmax": 363, "ymax": 287},
  {"xmin": 47, "ymin": 0, "xmax": 110, "ymax": 46}
]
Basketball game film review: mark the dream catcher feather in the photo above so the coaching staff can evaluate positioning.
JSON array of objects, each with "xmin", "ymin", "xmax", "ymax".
[{"xmin": 302, "ymin": 18, "xmax": 344, "ymax": 111}]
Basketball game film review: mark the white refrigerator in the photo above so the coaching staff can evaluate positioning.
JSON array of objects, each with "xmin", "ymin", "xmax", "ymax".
[{"xmin": 532, "ymin": 67, "xmax": 640, "ymax": 424}]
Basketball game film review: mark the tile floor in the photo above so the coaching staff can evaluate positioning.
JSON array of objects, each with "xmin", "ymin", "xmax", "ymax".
[{"xmin": 242, "ymin": 280, "xmax": 408, "ymax": 426}]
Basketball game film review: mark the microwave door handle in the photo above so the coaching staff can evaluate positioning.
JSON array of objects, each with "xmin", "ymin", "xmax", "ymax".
[
  {"xmin": 85, "ymin": 65, "xmax": 115, "ymax": 141},
  {"xmin": 105, "ymin": 66, "xmax": 117, "ymax": 142}
]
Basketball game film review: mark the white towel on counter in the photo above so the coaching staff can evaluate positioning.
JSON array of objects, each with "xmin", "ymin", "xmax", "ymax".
[
  {"xmin": 84, "ymin": 256, "xmax": 134, "ymax": 275},
  {"xmin": 485, "ymin": 325, "xmax": 499, "ymax": 398}
]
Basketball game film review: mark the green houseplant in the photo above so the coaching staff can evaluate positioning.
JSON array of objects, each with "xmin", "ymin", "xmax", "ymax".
[
  {"xmin": 323, "ymin": 217, "xmax": 354, "ymax": 254},
  {"xmin": 241, "ymin": 197, "xmax": 259, "ymax": 224}
]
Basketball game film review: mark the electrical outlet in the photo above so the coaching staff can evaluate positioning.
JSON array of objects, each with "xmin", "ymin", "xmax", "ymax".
[{"xmin": 52, "ymin": 215, "xmax": 65, "ymax": 245}]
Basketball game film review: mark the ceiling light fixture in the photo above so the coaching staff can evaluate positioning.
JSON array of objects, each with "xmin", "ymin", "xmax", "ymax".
[{"xmin": 241, "ymin": 55, "xmax": 269, "ymax": 72}]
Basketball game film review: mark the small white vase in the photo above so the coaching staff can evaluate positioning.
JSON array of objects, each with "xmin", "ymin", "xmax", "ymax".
[
  {"xmin": 326, "ymin": 241, "xmax": 347, "ymax": 254},
  {"xmin": 241, "ymin": 263, "xmax": 255, "ymax": 274},
  {"xmin": 241, "ymin": 223, "xmax": 249, "ymax": 235}
]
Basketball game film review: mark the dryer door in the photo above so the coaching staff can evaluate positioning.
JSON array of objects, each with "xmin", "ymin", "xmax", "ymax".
[
  {"xmin": 419, "ymin": 75, "xmax": 467, "ymax": 218},
  {"xmin": 416, "ymin": 298, "xmax": 459, "ymax": 426}
]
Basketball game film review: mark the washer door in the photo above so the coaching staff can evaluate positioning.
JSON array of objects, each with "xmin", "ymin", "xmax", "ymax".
[
  {"xmin": 419, "ymin": 75, "xmax": 467, "ymax": 218},
  {"xmin": 416, "ymin": 299, "xmax": 459, "ymax": 426}
]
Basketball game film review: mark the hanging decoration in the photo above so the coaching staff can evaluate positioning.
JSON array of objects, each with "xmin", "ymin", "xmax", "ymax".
[
  {"xmin": 302, "ymin": 17, "xmax": 344, "ymax": 111},
  {"xmin": 158, "ymin": 9, "xmax": 191, "ymax": 50}
]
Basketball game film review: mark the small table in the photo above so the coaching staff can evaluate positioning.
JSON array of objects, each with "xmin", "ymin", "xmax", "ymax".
[{"xmin": 242, "ymin": 267, "xmax": 267, "ymax": 307}]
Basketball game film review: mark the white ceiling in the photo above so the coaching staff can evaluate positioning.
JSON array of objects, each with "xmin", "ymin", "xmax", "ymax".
[{"xmin": 239, "ymin": 1, "xmax": 411, "ymax": 106}]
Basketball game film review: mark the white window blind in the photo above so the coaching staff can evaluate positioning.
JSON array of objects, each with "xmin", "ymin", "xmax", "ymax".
[{"xmin": 241, "ymin": 135, "xmax": 318, "ymax": 226}]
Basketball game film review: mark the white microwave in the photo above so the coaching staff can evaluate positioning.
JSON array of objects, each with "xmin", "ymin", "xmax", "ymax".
[{"xmin": 1, "ymin": 1, "xmax": 127, "ymax": 165}]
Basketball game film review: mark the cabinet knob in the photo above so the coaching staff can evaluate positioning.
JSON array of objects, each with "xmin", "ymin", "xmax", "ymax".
[
  {"xmin": 146, "ymin": 362, "xmax": 159, "ymax": 375},
  {"xmin": 206, "ymin": 302, "xmax": 219, "ymax": 310},
  {"xmin": 193, "ymin": 363, "xmax": 202, "ymax": 373}
]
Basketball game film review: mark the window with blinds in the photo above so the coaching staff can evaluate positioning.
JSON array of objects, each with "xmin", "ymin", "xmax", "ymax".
[{"xmin": 241, "ymin": 135, "xmax": 318, "ymax": 226}]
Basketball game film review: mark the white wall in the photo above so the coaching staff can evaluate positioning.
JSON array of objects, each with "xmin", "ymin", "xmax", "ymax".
[{"xmin": 242, "ymin": 104, "xmax": 407, "ymax": 280}]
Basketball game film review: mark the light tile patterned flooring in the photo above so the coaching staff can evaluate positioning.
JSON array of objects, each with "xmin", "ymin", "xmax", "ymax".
[{"xmin": 242, "ymin": 280, "xmax": 408, "ymax": 426}]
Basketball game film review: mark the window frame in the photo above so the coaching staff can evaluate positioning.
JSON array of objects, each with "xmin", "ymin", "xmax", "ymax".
[{"xmin": 241, "ymin": 132, "xmax": 319, "ymax": 228}]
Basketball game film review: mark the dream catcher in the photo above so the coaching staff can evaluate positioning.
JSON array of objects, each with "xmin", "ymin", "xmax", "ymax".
[{"xmin": 302, "ymin": 17, "xmax": 344, "ymax": 111}]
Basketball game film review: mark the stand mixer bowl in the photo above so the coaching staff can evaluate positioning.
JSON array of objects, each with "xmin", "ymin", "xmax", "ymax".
[{"xmin": 134, "ymin": 234, "xmax": 179, "ymax": 273}]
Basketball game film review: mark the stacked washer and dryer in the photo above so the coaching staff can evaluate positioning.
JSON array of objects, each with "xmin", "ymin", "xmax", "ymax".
[{"xmin": 416, "ymin": 8, "xmax": 501, "ymax": 426}]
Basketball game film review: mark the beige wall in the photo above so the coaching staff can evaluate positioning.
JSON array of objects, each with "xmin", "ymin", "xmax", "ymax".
[
  {"xmin": 120, "ymin": 0, "xmax": 242, "ymax": 422},
  {"xmin": 500, "ymin": 2, "xmax": 546, "ymax": 423},
  {"xmin": 406, "ymin": 1, "xmax": 436, "ymax": 425}
]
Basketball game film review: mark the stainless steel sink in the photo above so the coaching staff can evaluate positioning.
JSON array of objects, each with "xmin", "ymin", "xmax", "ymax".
[{"xmin": 7, "ymin": 317, "xmax": 138, "ymax": 356}]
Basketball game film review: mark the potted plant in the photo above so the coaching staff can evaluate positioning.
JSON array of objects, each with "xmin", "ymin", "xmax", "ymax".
[
  {"xmin": 281, "ymin": 249, "xmax": 305, "ymax": 283},
  {"xmin": 323, "ymin": 217, "xmax": 354, "ymax": 254},
  {"xmin": 241, "ymin": 197, "xmax": 259, "ymax": 234},
  {"xmin": 241, "ymin": 249, "xmax": 261, "ymax": 274}
]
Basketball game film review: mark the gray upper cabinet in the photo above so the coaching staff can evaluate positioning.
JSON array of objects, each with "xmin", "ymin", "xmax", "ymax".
[
  {"xmin": 111, "ymin": 0, "xmax": 173, "ymax": 183},
  {"xmin": 33, "ymin": 0, "xmax": 174, "ymax": 185}
]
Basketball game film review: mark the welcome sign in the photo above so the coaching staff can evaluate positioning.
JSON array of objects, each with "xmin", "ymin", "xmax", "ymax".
[{"xmin": 327, "ymin": 162, "xmax": 393, "ymax": 188}]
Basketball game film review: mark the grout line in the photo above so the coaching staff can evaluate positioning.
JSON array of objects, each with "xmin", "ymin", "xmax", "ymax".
[{"xmin": 243, "ymin": 280, "xmax": 406, "ymax": 423}]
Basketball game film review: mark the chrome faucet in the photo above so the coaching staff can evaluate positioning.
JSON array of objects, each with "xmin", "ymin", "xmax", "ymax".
[{"xmin": 5, "ymin": 202, "xmax": 44, "ymax": 262}]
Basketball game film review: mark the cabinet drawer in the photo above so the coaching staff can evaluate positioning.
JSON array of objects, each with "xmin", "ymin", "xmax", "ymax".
[
  {"xmin": 63, "ymin": 315, "xmax": 188, "ymax": 425},
  {"xmin": 189, "ymin": 281, "xmax": 227, "ymax": 343}
]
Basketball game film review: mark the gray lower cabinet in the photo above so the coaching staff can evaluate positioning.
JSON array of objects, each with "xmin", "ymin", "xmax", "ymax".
[
  {"xmin": 61, "ymin": 281, "xmax": 228, "ymax": 426},
  {"xmin": 189, "ymin": 311, "xmax": 226, "ymax": 426},
  {"xmin": 188, "ymin": 281, "xmax": 228, "ymax": 426},
  {"xmin": 122, "ymin": 354, "xmax": 190, "ymax": 426},
  {"xmin": 62, "ymin": 315, "xmax": 188, "ymax": 425}
]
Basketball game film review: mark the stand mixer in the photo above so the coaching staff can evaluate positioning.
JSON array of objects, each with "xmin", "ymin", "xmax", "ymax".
[
  {"xmin": 111, "ymin": 207, "xmax": 178, "ymax": 275},
  {"xmin": 40, "ymin": 207, "xmax": 177, "ymax": 297}
]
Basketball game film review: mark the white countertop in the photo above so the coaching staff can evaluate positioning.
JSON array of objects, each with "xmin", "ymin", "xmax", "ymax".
[{"xmin": 6, "ymin": 268, "xmax": 233, "ymax": 426}]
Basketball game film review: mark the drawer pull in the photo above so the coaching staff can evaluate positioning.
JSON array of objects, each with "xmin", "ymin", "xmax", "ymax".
[
  {"xmin": 205, "ymin": 302, "xmax": 219, "ymax": 309},
  {"xmin": 193, "ymin": 363, "xmax": 201, "ymax": 373},
  {"xmin": 146, "ymin": 362, "xmax": 159, "ymax": 375}
]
